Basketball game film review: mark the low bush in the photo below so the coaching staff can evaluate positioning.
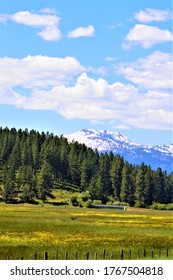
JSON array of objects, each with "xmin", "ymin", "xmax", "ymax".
[
  {"xmin": 149, "ymin": 203, "xmax": 173, "ymax": 210},
  {"xmin": 70, "ymin": 195, "xmax": 79, "ymax": 206}
]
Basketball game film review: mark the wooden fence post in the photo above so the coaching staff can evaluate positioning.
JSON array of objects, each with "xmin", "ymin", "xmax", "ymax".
[
  {"xmin": 86, "ymin": 252, "xmax": 89, "ymax": 260},
  {"xmin": 34, "ymin": 252, "xmax": 37, "ymax": 260},
  {"xmin": 44, "ymin": 251, "xmax": 48, "ymax": 260},
  {"xmin": 75, "ymin": 252, "xmax": 78, "ymax": 260},
  {"xmin": 144, "ymin": 249, "xmax": 146, "ymax": 258},
  {"xmin": 94, "ymin": 252, "xmax": 97, "ymax": 260},
  {"xmin": 166, "ymin": 248, "xmax": 169, "ymax": 257},
  {"xmin": 102, "ymin": 250, "xmax": 106, "ymax": 260},
  {"xmin": 151, "ymin": 249, "xmax": 154, "ymax": 259},
  {"xmin": 120, "ymin": 249, "xmax": 124, "ymax": 260},
  {"xmin": 65, "ymin": 252, "xmax": 68, "ymax": 260}
]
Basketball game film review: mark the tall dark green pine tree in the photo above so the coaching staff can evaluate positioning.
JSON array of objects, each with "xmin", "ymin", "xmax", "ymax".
[
  {"xmin": 88, "ymin": 175, "xmax": 99, "ymax": 200},
  {"xmin": 164, "ymin": 172, "xmax": 173, "ymax": 204},
  {"xmin": 120, "ymin": 163, "xmax": 135, "ymax": 206},
  {"xmin": 17, "ymin": 165, "xmax": 36, "ymax": 202},
  {"xmin": 144, "ymin": 166, "xmax": 154, "ymax": 206},
  {"xmin": 2, "ymin": 164, "xmax": 16, "ymax": 202},
  {"xmin": 153, "ymin": 167, "xmax": 165, "ymax": 203},
  {"xmin": 80, "ymin": 158, "xmax": 90, "ymax": 191},
  {"xmin": 110, "ymin": 154, "xmax": 124, "ymax": 200},
  {"xmin": 96, "ymin": 153, "xmax": 112, "ymax": 203},
  {"xmin": 0, "ymin": 127, "xmax": 16, "ymax": 164},
  {"xmin": 2, "ymin": 179, "xmax": 15, "ymax": 202},
  {"xmin": 37, "ymin": 161, "xmax": 53, "ymax": 202},
  {"xmin": 68, "ymin": 142, "xmax": 81, "ymax": 185},
  {"xmin": 59, "ymin": 137, "xmax": 70, "ymax": 182},
  {"xmin": 31, "ymin": 133, "xmax": 40, "ymax": 170},
  {"xmin": 20, "ymin": 183, "xmax": 35, "ymax": 203},
  {"xmin": 8, "ymin": 134, "xmax": 21, "ymax": 168},
  {"xmin": 135, "ymin": 163, "xmax": 147, "ymax": 207}
]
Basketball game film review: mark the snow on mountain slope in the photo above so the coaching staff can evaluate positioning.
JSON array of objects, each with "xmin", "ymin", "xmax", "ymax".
[{"xmin": 65, "ymin": 129, "xmax": 173, "ymax": 172}]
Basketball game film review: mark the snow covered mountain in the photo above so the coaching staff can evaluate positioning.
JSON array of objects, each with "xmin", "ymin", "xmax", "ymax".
[{"xmin": 65, "ymin": 129, "xmax": 173, "ymax": 173}]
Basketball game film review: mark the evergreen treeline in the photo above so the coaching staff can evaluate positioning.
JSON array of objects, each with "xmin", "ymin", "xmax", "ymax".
[{"xmin": 0, "ymin": 127, "xmax": 172, "ymax": 207}]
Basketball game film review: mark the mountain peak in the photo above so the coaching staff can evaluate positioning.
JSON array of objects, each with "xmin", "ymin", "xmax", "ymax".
[
  {"xmin": 65, "ymin": 129, "xmax": 172, "ymax": 172},
  {"xmin": 67, "ymin": 128, "xmax": 140, "ymax": 147}
]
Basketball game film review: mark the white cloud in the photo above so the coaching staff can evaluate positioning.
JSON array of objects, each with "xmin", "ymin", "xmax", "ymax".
[
  {"xmin": 0, "ymin": 10, "xmax": 61, "ymax": 41},
  {"xmin": 38, "ymin": 26, "xmax": 61, "ymax": 41},
  {"xmin": 134, "ymin": 8, "xmax": 172, "ymax": 23},
  {"xmin": 0, "ymin": 56, "xmax": 172, "ymax": 130},
  {"xmin": 86, "ymin": 66, "xmax": 108, "ymax": 76},
  {"xmin": 67, "ymin": 25, "xmax": 95, "ymax": 38},
  {"xmin": 11, "ymin": 11, "xmax": 58, "ymax": 27},
  {"xmin": 0, "ymin": 56, "xmax": 85, "ymax": 88},
  {"xmin": 126, "ymin": 109, "xmax": 172, "ymax": 130},
  {"xmin": 117, "ymin": 51, "xmax": 173, "ymax": 90},
  {"xmin": 123, "ymin": 24, "xmax": 173, "ymax": 49}
]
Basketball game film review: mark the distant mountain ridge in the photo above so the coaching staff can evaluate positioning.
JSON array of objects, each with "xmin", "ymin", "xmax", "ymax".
[{"xmin": 65, "ymin": 129, "xmax": 173, "ymax": 172}]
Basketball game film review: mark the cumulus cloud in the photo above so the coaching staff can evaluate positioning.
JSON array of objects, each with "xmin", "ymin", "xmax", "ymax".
[
  {"xmin": 67, "ymin": 25, "xmax": 95, "ymax": 38},
  {"xmin": 134, "ymin": 8, "xmax": 172, "ymax": 23},
  {"xmin": 0, "ymin": 10, "xmax": 61, "ymax": 41},
  {"xmin": 0, "ymin": 55, "xmax": 172, "ymax": 130},
  {"xmin": 0, "ymin": 55, "xmax": 85, "ymax": 88},
  {"xmin": 117, "ymin": 51, "xmax": 173, "ymax": 90},
  {"xmin": 123, "ymin": 24, "xmax": 173, "ymax": 49}
]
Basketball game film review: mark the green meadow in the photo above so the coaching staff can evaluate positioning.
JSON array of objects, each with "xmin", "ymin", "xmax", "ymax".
[{"xmin": 0, "ymin": 192, "xmax": 172, "ymax": 260}]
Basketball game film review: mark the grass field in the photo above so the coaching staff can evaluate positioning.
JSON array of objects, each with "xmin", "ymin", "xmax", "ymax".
[{"xmin": 0, "ymin": 192, "xmax": 172, "ymax": 260}]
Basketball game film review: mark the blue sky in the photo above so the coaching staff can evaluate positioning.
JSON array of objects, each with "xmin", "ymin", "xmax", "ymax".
[{"xmin": 0, "ymin": 0, "xmax": 172, "ymax": 145}]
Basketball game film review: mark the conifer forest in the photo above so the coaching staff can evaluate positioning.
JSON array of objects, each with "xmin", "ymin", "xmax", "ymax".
[{"xmin": 0, "ymin": 127, "xmax": 172, "ymax": 208}]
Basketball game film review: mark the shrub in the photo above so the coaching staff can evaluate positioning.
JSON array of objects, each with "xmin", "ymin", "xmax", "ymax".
[
  {"xmin": 134, "ymin": 201, "xmax": 146, "ymax": 208},
  {"xmin": 86, "ymin": 199, "xmax": 93, "ymax": 208},
  {"xmin": 70, "ymin": 195, "xmax": 79, "ymax": 206},
  {"xmin": 165, "ymin": 203, "xmax": 173, "ymax": 210},
  {"xmin": 80, "ymin": 191, "xmax": 91, "ymax": 202},
  {"xmin": 150, "ymin": 203, "xmax": 167, "ymax": 210},
  {"xmin": 93, "ymin": 200, "xmax": 102, "ymax": 205},
  {"xmin": 119, "ymin": 201, "xmax": 130, "ymax": 207}
]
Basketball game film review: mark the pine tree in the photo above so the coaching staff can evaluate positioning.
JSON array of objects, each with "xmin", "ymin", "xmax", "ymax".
[
  {"xmin": 153, "ymin": 168, "xmax": 165, "ymax": 203},
  {"xmin": 2, "ymin": 160, "xmax": 17, "ymax": 202},
  {"xmin": 120, "ymin": 163, "xmax": 134, "ymax": 206},
  {"xmin": 80, "ymin": 158, "xmax": 89, "ymax": 191},
  {"xmin": 144, "ymin": 166, "xmax": 154, "ymax": 206},
  {"xmin": 68, "ymin": 142, "xmax": 81, "ymax": 185},
  {"xmin": 20, "ymin": 183, "xmax": 35, "ymax": 203},
  {"xmin": 17, "ymin": 165, "xmax": 36, "ymax": 202},
  {"xmin": 96, "ymin": 153, "xmax": 112, "ymax": 203},
  {"xmin": 2, "ymin": 179, "xmax": 15, "ymax": 202},
  {"xmin": 59, "ymin": 137, "xmax": 70, "ymax": 182},
  {"xmin": 88, "ymin": 175, "xmax": 99, "ymax": 200},
  {"xmin": 37, "ymin": 161, "xmax": 53, "ymax": 202},
  {"xmin": 135, "ymin": 163, "xmax": 147, "ymax": 207},
  {"xmin": 110, "ymin": 155, "xmax": 124, "ymax": 200},
  {"xmin": 166, "ymin": 172, "xmax": 173, "ymax": 203}
]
